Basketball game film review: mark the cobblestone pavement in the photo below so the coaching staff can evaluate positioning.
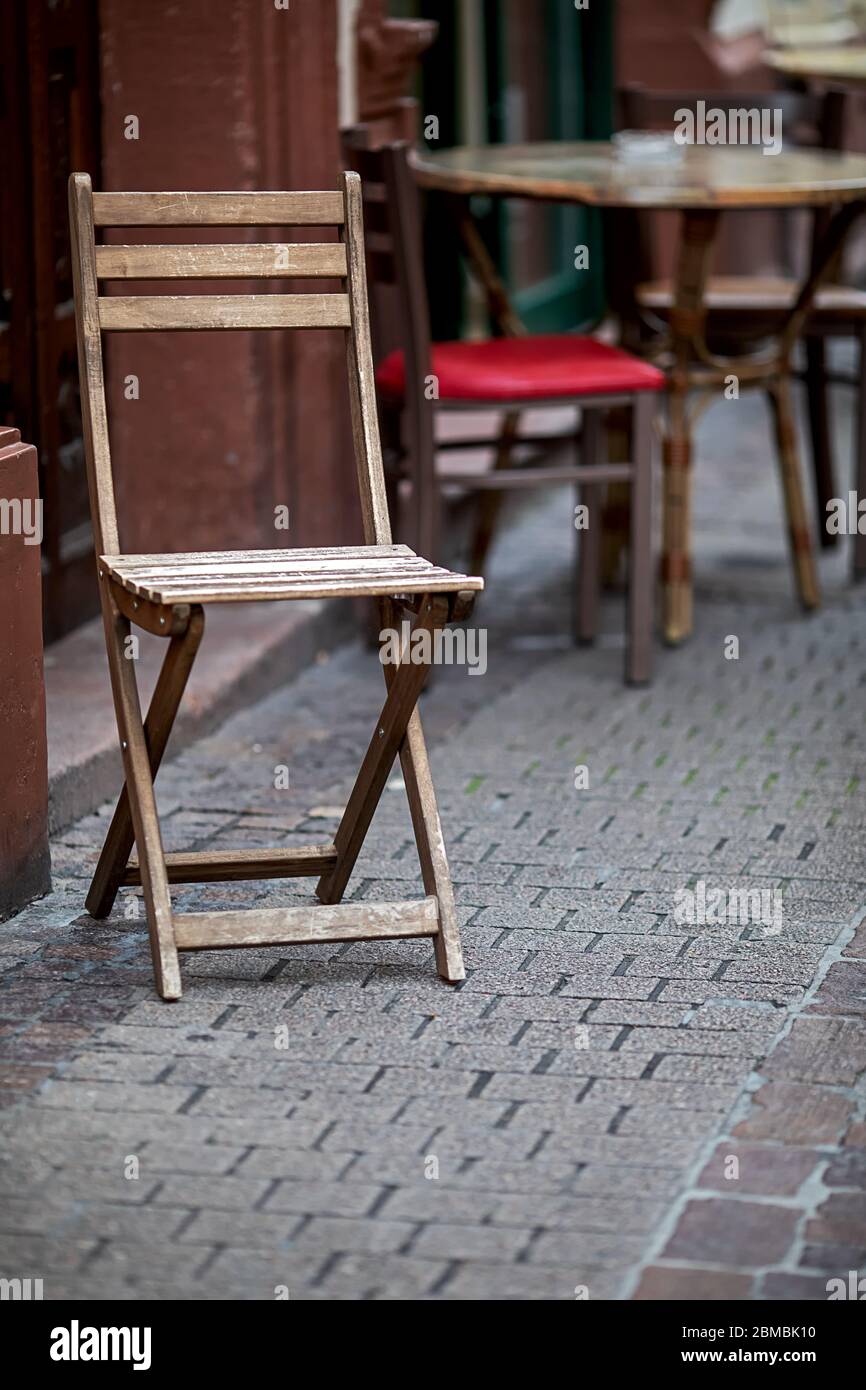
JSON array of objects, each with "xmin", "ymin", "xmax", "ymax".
[{"xmin": 1, "ymin": 387, "xmax": 865, "ymax": 1301}]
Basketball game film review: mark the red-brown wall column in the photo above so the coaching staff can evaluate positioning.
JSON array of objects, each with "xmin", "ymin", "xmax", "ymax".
[
  {"xmin": 0, "ymin": 429, "xmax": 50, "ymax": 918},
  {"xmin": 98, "ymin": 0, "xmax": 355, "ymax": 556}
]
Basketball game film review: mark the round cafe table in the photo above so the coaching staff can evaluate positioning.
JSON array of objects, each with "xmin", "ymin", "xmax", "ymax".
[
  {"xmin": 411, "ymin": 140, "xmax": 866, "ymax": 643},
  {"xmin": 768, "ymin": 45, "xmax": 866, "ymax": 88}
]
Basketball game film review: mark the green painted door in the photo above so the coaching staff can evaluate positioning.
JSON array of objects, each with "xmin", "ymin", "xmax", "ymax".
[{"xmin": 409, "ymin": 0, "xmax": 614, "ymax": 337}]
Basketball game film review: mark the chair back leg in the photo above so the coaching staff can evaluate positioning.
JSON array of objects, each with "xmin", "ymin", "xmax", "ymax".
[
  {"xmin": 574, "ymin": 408, "xmax": 604, "ymax": 643},
  {"xmin": 805, "ymin": 333, "xmax": 838, "ymax": 549},
  {"xmin": 855, "ymin": 325, "xmax": 866, "ymax": 580},
  {"xmin": 627, "ymin": 392, "xmax": 654, "ymax": 685},
  {"xmin": 767, "ymin": 378, "xmax": 820, "ymax": 611}
]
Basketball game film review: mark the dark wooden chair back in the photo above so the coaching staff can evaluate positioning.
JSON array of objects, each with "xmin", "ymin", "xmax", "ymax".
[
  {"xmin": 341, "ymin": 126, "xmax": 433, "ymax": 402},
  {"xmin": 341, "ymin": 126, "xmax": 438, "ymax": 552}
]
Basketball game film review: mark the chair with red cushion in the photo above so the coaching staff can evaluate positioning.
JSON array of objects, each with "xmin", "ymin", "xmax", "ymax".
[
  {"xmin": 342, "ymin": 128, "xmax": 665, "ymax": 683},
  {"xmin": 376, "ymin": 334, "xmax": 666, "ymax": 402}
]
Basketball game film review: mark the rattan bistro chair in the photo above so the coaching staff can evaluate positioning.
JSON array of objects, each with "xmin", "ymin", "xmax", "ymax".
[
  {"xmin": 68, "ymin": 172, "xmax": 483, "ymax": 1001},
  {"xmin": 619, "ymin": 85, "xmax": 866, "ymax": 581}
]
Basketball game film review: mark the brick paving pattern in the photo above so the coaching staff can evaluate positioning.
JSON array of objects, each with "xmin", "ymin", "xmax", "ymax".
[{"xmin": 1, "ymin": 389, "xmax": 865, "ymax": 1300}]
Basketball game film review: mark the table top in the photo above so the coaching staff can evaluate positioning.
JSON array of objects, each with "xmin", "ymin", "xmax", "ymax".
[
  {"xmin": 411, "ymin": 140, "xmax": 866, "ymax": 209},
  {"xmin": 767, "ymin": 44, "xmax": 866, "ymax": 85}
]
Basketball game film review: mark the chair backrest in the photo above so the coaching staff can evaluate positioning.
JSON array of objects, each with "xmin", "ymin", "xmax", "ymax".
[
  {"xmin": 67, "ymin": 172, "xmax": 391, "ymax": 559},
  {"xmin": 340, "ymin": 127, "xmax": 434, "ymax": 431}
]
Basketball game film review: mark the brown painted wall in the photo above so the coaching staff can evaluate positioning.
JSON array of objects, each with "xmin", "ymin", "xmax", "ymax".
[
  {"xmin": 0, "ymin": 429, "xmax": 50, "ymax": 918},
  {"xmin": 617, "ymin": 0, "xmax": 719, "ymax": 92},
  {"xmin": 98, "ymin": 0, "xmax": 354, "ymax": 556}
]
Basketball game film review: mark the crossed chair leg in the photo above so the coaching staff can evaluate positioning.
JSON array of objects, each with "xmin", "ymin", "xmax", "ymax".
[{"xmin": 86, "ymin": 585, "xmax": 469, "ymax": 1000}]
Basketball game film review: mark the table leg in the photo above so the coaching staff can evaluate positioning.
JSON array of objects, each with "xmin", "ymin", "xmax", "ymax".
[
  {"xmin": 446, "ymin": 195, "xmax": 528, "ymax": 574},
  {"xmin": 661, "ymin": 198, "xmax": 866, "ymax": 637},
  {"xmin": 767, "ymin": 375, "xmax": 820, "ymax": 610},
  {"xmin": 661, "ymin": 208, "xmax": 719, "ymax": 645},
  {"xmin": 661, "ymin": 402, "xmax": 693, "ymax": 645}
]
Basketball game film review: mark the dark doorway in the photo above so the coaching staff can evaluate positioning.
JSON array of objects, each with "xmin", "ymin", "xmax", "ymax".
[{"xmin": 1, "ymin": 0, "xmax": 101, "ymax": 641}]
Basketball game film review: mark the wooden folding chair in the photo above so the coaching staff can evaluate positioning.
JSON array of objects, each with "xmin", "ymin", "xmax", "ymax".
[{"xmin": 68, "ymin": 171, "xmax": 483, "ymax": 1001}]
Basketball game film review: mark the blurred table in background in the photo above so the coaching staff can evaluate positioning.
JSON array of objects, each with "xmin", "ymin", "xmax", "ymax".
[
  {"xmin": 768, "ymin": 45, "xmax": 866, "ymax": 86},
  {"xmin": 413, "ymin": 140, "xmax": 866, "ymax": 641}
]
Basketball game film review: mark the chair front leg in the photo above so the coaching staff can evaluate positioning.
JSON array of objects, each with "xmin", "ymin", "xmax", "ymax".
[
  {"xmin": 100, "ymin": 597, "xmax": 182, "ymax": 1000},
  {"xmin": 316, "ymin": 593, "xmax": 450, "ymax": 907},
  {"xmin": 380, "ymin": 594, "xmax": 465, "ymax": 982},
  {"xmin": 627, "ymin": 392, "xmax": 655, "ymax": 685},
  {"xmin": 87, "ymin": 605, "xmax": 205, "ymax": 919}
]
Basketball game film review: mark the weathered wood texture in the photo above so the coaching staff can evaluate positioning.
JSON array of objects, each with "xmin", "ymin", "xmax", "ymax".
[
  {"xmin": 101, "ymin": 544, "xmax": 482, "ymax": 604},
  {"xmin": 123, "ymin": 845, "xmax": 338, "ymax": 886},
  {"xmin": 92, "ymin": 190, "xmax": 345, "ymax": 225},
  {"xmin": 95, "ymin": 243, "xmax": 348, "ymax": 279},
  {"xmin": 174, "ymin": 897, "xmax": 439, "ymax": 950},
  {"xmin": 98, "ymin": 294, "xmax": 351, "ymax": 332}
]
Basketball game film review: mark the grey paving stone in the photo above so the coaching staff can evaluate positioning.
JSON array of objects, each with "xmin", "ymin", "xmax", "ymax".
[
  {"xmin": 528, "ymin": 1229, "xmax": 647, "ymax": 1267},
  {"xmin": 493, "ymin": 1193, "xmax": 665, "ymax": 1233},
  {"xmin": 411, "ymin": 1222, "xmax": 531, "ymax": 1261},
  {"xmin": 262, "ymin": 1180, "xmax": 382, "ymax": 1218},
  {"xmin": 377, "ymin": 1185, "xmax": 502, "ymax": 1224},
  {"xmin": 292, "ymin": 1216, "xmax": 414, "ymax": 1255},
  {"xmin": 315, "ymin": 1251, "xmax": 449, "ymax": 1299},
  {"xmin": 34, "ymin": 1079, "xmax": 200, "ymax": 1114},
  {"xmin": 3, "ymin": 420, "xmax": 865, "ymax": 1300}
]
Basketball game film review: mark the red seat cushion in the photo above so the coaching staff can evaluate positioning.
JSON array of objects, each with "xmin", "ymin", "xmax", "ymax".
[{"xmin": 376, "ymin": 333, "xmax": 665, "ymax": 402}]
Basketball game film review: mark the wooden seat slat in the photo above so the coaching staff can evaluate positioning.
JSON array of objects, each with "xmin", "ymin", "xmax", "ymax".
[{"xmin": 101, "ymin": 545, "xmax": 482, "ymax": 605}]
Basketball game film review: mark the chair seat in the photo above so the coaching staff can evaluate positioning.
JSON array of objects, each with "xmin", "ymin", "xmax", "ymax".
[
  {"xmin": 376, "ymin": 333, "xmax": 666, "ymax": 402},
  {"xmin": 102, "ymin": 544, "xmax": 483, "ymax": 605},
  {"xmin": 638, "ymin": 275, "xmax": 866, "ymax": 320}
]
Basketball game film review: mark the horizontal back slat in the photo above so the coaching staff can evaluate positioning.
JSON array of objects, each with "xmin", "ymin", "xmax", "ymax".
[
  {"xmin": 92, "ymin": 191, "xmax": 345, "ymax": 227},
  {"xmin": 95, "ymin": 242, "xmax": 348, "ymax": 280},
  {"xmin": 98, "ymin": 293, "xmax": 352, "ymax": 331}
]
